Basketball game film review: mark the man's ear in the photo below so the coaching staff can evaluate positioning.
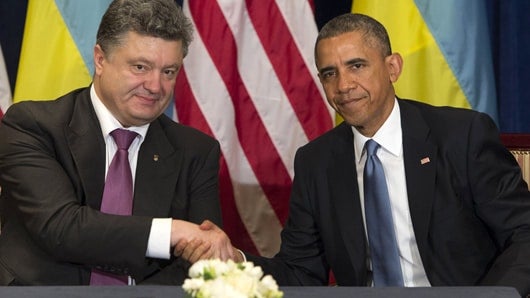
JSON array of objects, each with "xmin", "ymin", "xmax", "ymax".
[
  {"xmin": 93, "ymin": 44, "xmax": 105, "ymax": 76},
  {"xmin": 386, "ymin": 53, "xmax": 403, "ymax": 83}
]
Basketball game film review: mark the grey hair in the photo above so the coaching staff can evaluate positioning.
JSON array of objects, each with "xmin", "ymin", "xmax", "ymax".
[
  {"xmin": 315, "ymin": 13, "xmax": 392, "ymax": 59},
  {"xmin": 96, "ymin": 0, "xmax": 193, "ymax": 57}
]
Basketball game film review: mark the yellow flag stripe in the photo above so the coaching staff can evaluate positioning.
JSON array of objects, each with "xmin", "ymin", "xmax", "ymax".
[
  {"xmin": 352, "ymin": 0, "xmax": 470, "ymax": 109},
  {"xmin": 14, "ymin": 0, "xmax": 91, "ymax": 102}
]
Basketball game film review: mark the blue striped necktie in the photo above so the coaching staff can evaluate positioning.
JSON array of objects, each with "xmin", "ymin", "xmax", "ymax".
[{"xmin": 363, "ymin": 139, "xmax": 404, "ymax": 286}]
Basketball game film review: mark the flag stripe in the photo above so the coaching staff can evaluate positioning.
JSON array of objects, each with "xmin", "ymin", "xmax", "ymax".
[
  {"xmin": 14, "ymin": 0, "xmax": 109, "ymax": 101},
  {"xmin": 0, "ymin": 45, "xmax": 12, "ymax": 116},
  {"xmin": 414, "ymin": 0, "xmax": 497, "ymax": 120},
  {"xmin": 215, "ymin": 0, "xmax": 309, "ymax": 179},
  {"xmin": 180, "ymin": 32, "xmax": 283, "ymax": 255},
  {"xmin": 218, "ymin": 156, "xmax": 260, "ymax": 255},
  {"xmin": 188, "ymin": 0, "xmax": 292, "ymax": 223},
  {"xmin": 352, "ymin": 1, "xmax": 469, "ymax": 111},
  {"xmin": 274, "ymin": 1, "xmax": 326, "ymax": 100},
  {"xmin": 54, "ymin": 0, "xmax": 112, "ymax": 75},
  {"xmin": 179, "ymin": 0, "xmax": 285, "ymax": 256},
  {"xmin": 177, "ymin": 0, "xmax": 332, "ymax": 255},
  {"xmin": 175, "ymin": 69, "xmax": 260, "ymax": 255},
  {"xmin": 352, "ymin": 0, "xmax": 497, "ymax": 121},
  {"xmin": 245, "ymin": 0, "xmax": 332, "ymax": 140}
]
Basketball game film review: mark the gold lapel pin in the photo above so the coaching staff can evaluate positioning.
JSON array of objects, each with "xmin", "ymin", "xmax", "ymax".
[{"xmin": 153, "ymin": 154, "xmax": 159, "ymax": 162}]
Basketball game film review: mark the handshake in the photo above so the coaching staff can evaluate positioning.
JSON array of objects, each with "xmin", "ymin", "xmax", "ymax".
[{"xmin": 170, "ymin": 220, "xmax": 244, "ymax": 263}]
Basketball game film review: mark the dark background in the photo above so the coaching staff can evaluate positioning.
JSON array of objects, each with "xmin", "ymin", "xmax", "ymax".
[{"xmin": 1, "ymin": 0, "xmax": 529, "ymax": 132}]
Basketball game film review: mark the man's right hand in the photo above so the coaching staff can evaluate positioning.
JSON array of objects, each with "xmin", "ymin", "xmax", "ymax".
[{"xmin": 170, "ymin": 219, "xmax": 239, "ymax": 263}]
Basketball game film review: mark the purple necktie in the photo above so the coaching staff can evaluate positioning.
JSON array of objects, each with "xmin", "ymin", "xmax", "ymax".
[{"xmin": 90, "ymin": 128, "xmax": 138, "ymax": 285}]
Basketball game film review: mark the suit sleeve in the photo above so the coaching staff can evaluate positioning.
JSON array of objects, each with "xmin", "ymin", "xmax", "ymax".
[
  {"xmin": 466, "ymin": 113, "xmax": 530, "ymax": 295},
  {"xmin": 0, "ymin": 103, "xmax": 152, "ymax": 274},
  {"xmin": 185, "ymin": 138, "xmax": 222, "ymax": 226},
  {"xmin": 246, "ymin": 146, "xmax": 330, "ymax": 286}
]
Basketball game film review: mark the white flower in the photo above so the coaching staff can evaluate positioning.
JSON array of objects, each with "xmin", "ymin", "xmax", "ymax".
[{"xmin": 183, "ymin": 259, "xmax": 283, "ymax": 298}]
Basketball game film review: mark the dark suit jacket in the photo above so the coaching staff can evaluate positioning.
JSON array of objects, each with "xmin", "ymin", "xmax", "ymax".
[
  {"xmin": 0, "ymin": 87, "xmax": 222, "ymax": 285},
  {"xmin": 248, "ymin": 99, "xmax": 530, "ymax": 296}
]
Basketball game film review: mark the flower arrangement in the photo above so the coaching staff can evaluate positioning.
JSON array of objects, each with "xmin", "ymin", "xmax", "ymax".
[{"xmin": 182, "ymin": 259, "xmax": 283, "ymax": 298}]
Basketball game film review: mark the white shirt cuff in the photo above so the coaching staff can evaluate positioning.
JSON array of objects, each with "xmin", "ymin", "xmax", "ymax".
[{"xmin": 146, "ymin": 218, "xmax": 172, "ymax": 259}]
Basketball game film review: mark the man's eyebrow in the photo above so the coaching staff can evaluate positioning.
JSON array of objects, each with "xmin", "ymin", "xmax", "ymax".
[
  {"xmin": 127, "ymin": 57, "xmax": 152, "ymax": 66},
  {"xmin": 344, "ymin": 57, "xmax": 368, "ymax": 65},
  {"xmin": 165, "ymin": 63, "xmax": 181, "ymax": 69},
  {"xmin": 319, "ymin": 57, "xmax": 369, "ymax": 73},
  {"xmin": 318, "ymin": 65, "xmax": 336, "ymax": 74},
  {"xmin": 126, "ymin": 58, "xmax": 180, "ymax": 69}
]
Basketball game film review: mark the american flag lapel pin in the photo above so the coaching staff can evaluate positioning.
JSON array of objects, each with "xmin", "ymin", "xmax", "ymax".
[{"xmin": 420, "ymin": 157, "xmax": 430, "ymax": 165}]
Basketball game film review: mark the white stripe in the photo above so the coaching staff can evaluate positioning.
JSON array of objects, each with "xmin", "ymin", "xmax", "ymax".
[
  {"xmin": 217, "ymin": 0, "xmax": 308, "ymax": 178},
  {"xmin": 0, "ymin": 46, "xmax": 12, "ymax": 113},
  {"xmin": 182, "ymin": 1, "xmax": 283, "ymax": 256},
  {"xmin": 275, "ymin": 0, "xmax": 334, "ymax": 117}
]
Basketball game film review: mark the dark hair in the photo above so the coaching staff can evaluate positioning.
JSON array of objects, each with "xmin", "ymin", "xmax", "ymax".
[
  {"xmin": 316, "ymin": 13, "xmax": 392, "ymax": 58},
  {"xmin": 96, "ymin": 0, "xmax": 193, "ymax": 56}
]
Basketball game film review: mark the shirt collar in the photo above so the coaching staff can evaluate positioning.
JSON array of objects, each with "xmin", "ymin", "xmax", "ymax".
[
  {"xmin": 352, "ymin": 98, "xmax": 403, "ymax": 163},
  {"xmin": 90, "ymin": 85, "xmax": 149, "ymax": 140}
]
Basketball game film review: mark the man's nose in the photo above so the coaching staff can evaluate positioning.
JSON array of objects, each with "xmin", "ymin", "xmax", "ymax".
[
  {"xmin": 144, "ymin": 72, "xmax": 162, "ymax": 93},
  {"xmin": 337, "ymin": 72, "xmax": 357, "ymax": 93}
]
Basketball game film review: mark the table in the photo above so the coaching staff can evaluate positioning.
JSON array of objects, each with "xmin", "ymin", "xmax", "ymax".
[{"xmin": 0, "ymin": 286, "xmax": 520, "ymax": 298}]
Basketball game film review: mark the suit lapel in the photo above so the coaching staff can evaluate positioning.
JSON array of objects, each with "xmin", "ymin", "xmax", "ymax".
[
  {"xmin": 133, "ymin": 120, "xmax": 181, "ymax": 216},
  {"xmin": 399, "ymin": 100, "xmax": 437, "ymax": 265},
  {"xmin": 65, "ymin": 90, "xmax": 180, "ymax": 215},
  {"xmin": 327, "ymin": 101, "xmax": 439, "ymax": 281},
  {"xmin": 328, "ymin": 123, "xmax": 368, "ymax": 282},
  {"xmin": 66, "ymin": 89, "xmax": 106, "ymax": 210}
]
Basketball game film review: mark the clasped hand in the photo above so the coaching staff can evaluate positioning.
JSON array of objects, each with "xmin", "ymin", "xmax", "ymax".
[{"xmin": 171, "ymin": 219, "xmax": 242, "ymax": 263}]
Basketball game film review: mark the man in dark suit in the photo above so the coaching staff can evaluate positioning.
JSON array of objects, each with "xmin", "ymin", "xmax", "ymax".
[
  {"xmin": 180, "ymin": 13, "xmax": 530, "ymax": 296},
  {"xmin": 0, "ymin": 0, "xmax": 234, "ymax": 286}
]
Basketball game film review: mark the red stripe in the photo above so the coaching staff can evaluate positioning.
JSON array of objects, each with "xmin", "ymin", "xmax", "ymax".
[
  {"xmin": 174, "ymin": 69, "xmax": 259, "ymax": 254},
  {"xmin": 245, "ymin": 0, "xmax": 332, "ymax": 140},
  {"xmin": 308, "ymin": 0, "xmax": 315, "ymax": 14},
  {"xmin": 218, "ymin": 156, "xmax": 259, "ymax": 255},
  {"xmin": 188, "ymin": 0, "xmax": 292, "ymax": 224},
  {"xmin": 174, "ymin": 70, "xmax": 211, "ymax": 134}
]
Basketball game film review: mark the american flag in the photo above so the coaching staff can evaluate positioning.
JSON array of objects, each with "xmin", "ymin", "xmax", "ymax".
[{"xmin": 174, "ymin": 0, "xmax": 334, "ymax": 256}]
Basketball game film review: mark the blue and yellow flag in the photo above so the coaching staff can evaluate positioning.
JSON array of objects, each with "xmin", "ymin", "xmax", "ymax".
[
  {"xmin": 352, "ymin": 0, "xmax": 498, "ymax": 122},
  {"xmin": 14, "ymin": 0, "xmax": 112, "ymax": 102}
]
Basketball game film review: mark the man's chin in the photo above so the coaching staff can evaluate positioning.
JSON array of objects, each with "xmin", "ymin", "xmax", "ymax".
[{"xmin": 126, "ymin": 112, "xmax": 162, "ymax": 127}]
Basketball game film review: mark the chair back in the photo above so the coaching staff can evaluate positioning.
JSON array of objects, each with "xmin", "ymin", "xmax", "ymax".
[{"xmin": 500, "ymin": 133, "xmax": 530, "ymax": 189}]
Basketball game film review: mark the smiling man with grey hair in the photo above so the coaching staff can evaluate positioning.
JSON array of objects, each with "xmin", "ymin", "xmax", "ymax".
[{"xmin": 0, "ymin": 0, "xmax": 234, "ymax": 286}]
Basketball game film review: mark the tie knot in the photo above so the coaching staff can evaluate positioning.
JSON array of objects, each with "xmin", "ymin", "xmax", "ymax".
[
  {"xmin": 110, "ymin": 129, "xmax": 138, "ymax": 150},
  {"xmin": 365, "ymin": 139, "xmax": 380, "ymax": 157}
]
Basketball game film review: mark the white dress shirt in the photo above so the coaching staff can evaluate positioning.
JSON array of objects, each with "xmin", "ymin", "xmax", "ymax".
[
  {"xmin": 90, "ymin": 86, "xmax": 172, "ymax": 266},
  {"xmin": 352, "ymin": 98, "xmax": 431, "ymax": 287}
]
